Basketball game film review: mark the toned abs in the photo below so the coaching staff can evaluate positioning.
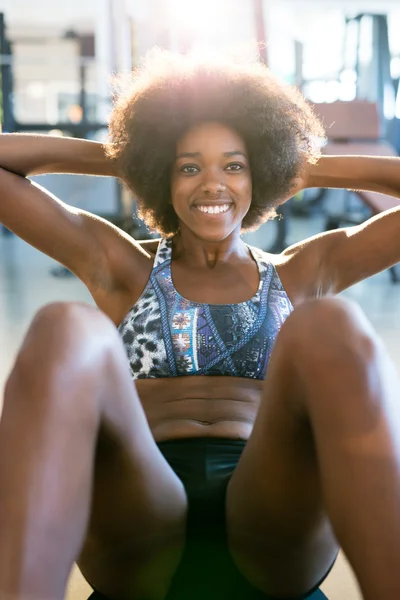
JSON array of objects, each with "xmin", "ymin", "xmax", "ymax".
[{"xmin": 136, "ymin": 375, "xmax": 263, "ymax": 442}]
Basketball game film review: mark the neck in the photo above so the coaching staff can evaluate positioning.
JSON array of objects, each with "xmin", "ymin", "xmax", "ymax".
[{"xmin": 172, "ymin": 227, "xmax": 248, "ymax": 268}]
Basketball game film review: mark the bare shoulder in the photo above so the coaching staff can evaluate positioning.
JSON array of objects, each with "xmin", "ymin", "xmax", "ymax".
[{"xmin": 265, "ymin": 232, "xmax": 335, "ymax": 306}]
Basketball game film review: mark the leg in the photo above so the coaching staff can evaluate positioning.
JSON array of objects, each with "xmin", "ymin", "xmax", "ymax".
[
  {"xmin": 226, "ymin": 297, "xmax": 400, "ymax": 600},
  {"xmin": 0, "ymin": 302, "xmax": 188, "ymax": 600}
]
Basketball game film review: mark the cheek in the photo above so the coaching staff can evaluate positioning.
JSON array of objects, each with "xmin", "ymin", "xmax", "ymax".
[
  {"xmin": 170, "ymin": 178, "xmax": 183, "ymax": 208},
  {"xmin": 171, "ymin": 179, "xmax": 196, "ymax": 207},
  {"xmin": 240, "ymin": 178, "xmax": 252, "ymax": 205}
]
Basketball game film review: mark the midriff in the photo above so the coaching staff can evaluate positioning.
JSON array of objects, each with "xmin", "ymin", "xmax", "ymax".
[{"xmin": 135, "ymin": 375, "xmax": 264, "ymax": 442}]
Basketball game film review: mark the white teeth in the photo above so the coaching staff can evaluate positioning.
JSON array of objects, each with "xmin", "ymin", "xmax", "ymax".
[{"xmin": 196, "ymin": 204, "xmax": 230, "ymax": 214}]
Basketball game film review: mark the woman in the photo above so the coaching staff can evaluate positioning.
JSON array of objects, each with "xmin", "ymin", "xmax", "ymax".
[{"xmin": 0, "ymin": 50, "xmax": 399, "ymax": 600}]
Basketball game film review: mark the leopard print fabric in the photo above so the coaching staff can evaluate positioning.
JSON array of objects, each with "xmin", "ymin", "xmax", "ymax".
[{"xmin": 118, "ymin": 238, "xmax": 293, "ymax": 380}]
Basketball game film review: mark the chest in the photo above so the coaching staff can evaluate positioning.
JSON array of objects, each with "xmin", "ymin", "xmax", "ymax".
[
  {"xmin": 119, "ymin": 255, "xmax": 293, "ymax": 380},
  {"xmin": 170, "ymin": 259, "xmax": 260, "ymax": 304}
]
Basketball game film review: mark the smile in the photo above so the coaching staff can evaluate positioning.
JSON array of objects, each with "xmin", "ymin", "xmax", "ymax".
[{"xmin": 194, "ymin": 203, "xmax": 232, "ymax": 215}]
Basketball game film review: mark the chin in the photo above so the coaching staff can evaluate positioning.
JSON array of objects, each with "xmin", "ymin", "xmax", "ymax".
[
  {"xmin": 186, "ymin": 218, "xmax": 242, "ymax": 242},
  {"xmin": 193, "ymin": 226, "xmax": 236, "ymax": 243}
]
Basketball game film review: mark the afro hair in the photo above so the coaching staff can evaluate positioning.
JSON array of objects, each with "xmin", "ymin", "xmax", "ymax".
[{"xmin": 107, "ymin": 49, "xmax": 325, "ymax": 236}]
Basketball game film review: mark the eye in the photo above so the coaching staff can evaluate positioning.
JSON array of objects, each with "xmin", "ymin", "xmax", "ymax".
[
  {"xmin": 225, "ymin": 163, "xmax": 244, "ymax": 171},
  {"xmin": 180, "ymin": 165, "xmax": 200, "ymax": 174}
]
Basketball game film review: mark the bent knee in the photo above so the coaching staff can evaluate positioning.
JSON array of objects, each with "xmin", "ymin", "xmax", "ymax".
[
  {"xmin": 25, "ymin": 301, "xmax": 117, "ymax": 347},
  {"xmin": 12, "ymin": 302, "xmax": 121, "ymax": 377},
  {"xmin": 32, "ymin": 301, "xmax": 115, "ymax": 334},
  {"xmin": 5, "ymin": 303, "xmax": 124, "ymax": 416},
  {"xmin": 281, "ymin": 297, "xmax": 379, "ymax": 361}
]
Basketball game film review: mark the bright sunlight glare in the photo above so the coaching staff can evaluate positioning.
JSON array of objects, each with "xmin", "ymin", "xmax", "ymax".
[{"xmin": 168, "ymin": 0, "xmax": 225, "ymax": 35}]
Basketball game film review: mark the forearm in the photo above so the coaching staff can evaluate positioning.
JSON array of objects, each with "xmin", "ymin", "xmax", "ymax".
[
  {"xmin": 307, "ymin": 155, "xmax": 400, "ymax": 200},
  {"xmin": 0, "ymin": 133, "xmax": 118, "ymax": 178}
]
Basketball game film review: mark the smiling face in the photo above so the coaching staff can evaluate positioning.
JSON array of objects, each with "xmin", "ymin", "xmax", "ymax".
[{"xmin": 170, "ymin": 121, "xmax": 252, "ymax": 242}]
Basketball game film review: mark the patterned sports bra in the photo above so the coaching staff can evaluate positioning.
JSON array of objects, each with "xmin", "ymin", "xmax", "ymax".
[{"xmin": 118, "ymin": 238, "xmax": 293, "ymax": 380}]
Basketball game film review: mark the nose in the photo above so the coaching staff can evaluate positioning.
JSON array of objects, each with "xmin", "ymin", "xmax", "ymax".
[{"xmin": 200, "ymin": 177, "xmax": 226, "ymax": 196}]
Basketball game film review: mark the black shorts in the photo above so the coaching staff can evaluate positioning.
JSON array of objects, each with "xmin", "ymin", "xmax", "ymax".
[{"xmin": 89, "ymin": 437, "xmax": 332, "ymax": 600}]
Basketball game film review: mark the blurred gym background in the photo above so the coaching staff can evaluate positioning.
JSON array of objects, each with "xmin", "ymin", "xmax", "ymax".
[
  {"xmin": 2, "ymin": 0, "xmax": 400, "ymax": 251},
  {"xmin": 1, "ymin": 1, "xmax": 400, "ymax": 598}
]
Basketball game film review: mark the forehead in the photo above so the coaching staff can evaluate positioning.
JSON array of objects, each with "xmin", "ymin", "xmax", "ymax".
[{"xmin": 176, "ymin": 121, "xmax": 246, "ymax": 152}]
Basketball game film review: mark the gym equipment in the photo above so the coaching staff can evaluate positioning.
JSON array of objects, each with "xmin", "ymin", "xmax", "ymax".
[
  {"xmin": 294, "ymin": 12, "xmax": 397, "ymax": 220},
  {"xmin": 343, "ymin": 14, "xmax": 394, "ymax": 133},
  {"xmin": 312, "ymin": 99, "xmax": 400, "ymax": 283},
  {"xmin": 0, "ymin": 12, "xmax": 14, "ymax": 133}
]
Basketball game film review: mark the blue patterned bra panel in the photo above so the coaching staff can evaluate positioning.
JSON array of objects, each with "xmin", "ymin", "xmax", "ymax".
[{"xmin": 118, "ymin": 238, "xmax": 293, "ymax": 380}]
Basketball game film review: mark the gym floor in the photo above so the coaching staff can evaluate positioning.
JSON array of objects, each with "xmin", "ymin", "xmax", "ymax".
[{"xmin": 1, "ymin": 210, "xmax": 399, "ymax": 600}]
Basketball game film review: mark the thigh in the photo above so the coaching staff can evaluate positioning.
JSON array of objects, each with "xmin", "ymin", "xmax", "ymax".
[
  {"xmin": 79, "ymin": 412, "xmax": 188, "ymax": 600},
  {"xmin": 18, "ymin": 302, "xmax": 188, "ymax": 600},
  {"xmin": 225, "ymin": 304, "xmax": 339, "ymax": 598}
]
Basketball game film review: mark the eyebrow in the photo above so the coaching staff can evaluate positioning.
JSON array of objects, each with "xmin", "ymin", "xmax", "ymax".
[{"xmin": 175, "ymin": 150, "xmax": 248, "ymax": 160}]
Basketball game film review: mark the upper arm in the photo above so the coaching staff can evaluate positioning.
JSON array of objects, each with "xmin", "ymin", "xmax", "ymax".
[
  {"xmin": 0, "ymin": 168, "xmax": 148, "ymax": 292},
  {"xmin": 321, "ymin": 207, "xmax": 400, "ymax": 293},
  {"xmin": 280, "ymin": 207, "xmax": 400, "ymax": 299}
]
